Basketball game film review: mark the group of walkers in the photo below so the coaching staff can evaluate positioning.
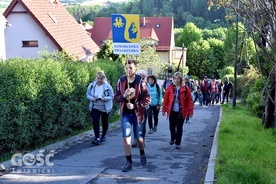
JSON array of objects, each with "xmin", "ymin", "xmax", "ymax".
[
  {"xmin": 86, "ymin": 59, "xmax": 232, "ymax": 172},
  {"xmin": 179, "ymin": 75, "xmax": 233, "ymax": 109},
  {"xmin": 86, "ymin": 59, "xmax": 195, "ymax": 172}
]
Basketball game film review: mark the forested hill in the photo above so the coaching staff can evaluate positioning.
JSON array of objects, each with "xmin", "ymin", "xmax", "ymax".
[
  {"xmin": 1, "ymin": 0, "xmax": 226, "ymax": 29},
  {"xmin": 66, "ymin": 0, "xmax": 226, "ymax": 29}
]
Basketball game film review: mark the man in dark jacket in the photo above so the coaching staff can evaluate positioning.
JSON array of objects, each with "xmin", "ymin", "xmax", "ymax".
[
  {"xmin": 221, "ymin": 77, "xmax": 233, "ymax": 104},
  {"xmin": 114, "ymin": 59, "xmax": 151, "ymax": 172}
]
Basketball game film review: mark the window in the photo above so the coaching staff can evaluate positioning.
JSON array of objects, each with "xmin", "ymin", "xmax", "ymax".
[{"xmin": 22, "ymin": 41, "xmax": 38, "ymax": 47}]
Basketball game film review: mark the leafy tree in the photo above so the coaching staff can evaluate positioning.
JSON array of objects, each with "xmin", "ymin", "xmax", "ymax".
[
  {"xmin": 176, "ymin": 22, "xmax": 203, "ymax": 47},
  {"xmin": 186, "ymin": 40, "xmax": 214, "ymax": 78},
  {"xmin": 209, "ymin": 0, "xmax": 276, "ymax": 128},
  {"xmin": 223, "ymin": 22, "xmax": 245, "ymax": 67},
  {"xmin": 67, "ymin": 4, "xmax": 91, "ymax": 22},
  {"xmin": 202, "ymin": 27, "xmax": 227, "ymax": 40},
  {"xmin": 128, "ymin": 40, "xmax": 164, "ymax": 75},
  {"xmin": 192, "ymin": 17, "xmax": 206, "ymax": 29},
  {"xmin": 96, "ymin": 40, "xmax": 123, "ymax": 63},
  {"xmin": 207, "ymin": 38, "xmax": 225, "ymax": 72}
]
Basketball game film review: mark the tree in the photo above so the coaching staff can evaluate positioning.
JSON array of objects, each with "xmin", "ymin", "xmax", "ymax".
[
  {"xmin": 223, "ymin": 22, "xmax": 245, "ymax": 67},
  {"xmin": 96, "ymin": 40, "xmax": 123, "ymax": 63},
  {"xmin": 176, "ymin": 22, "xmax": 203, "ymax": 47},
  {"xmin": 207, "ymin": 38, "xmax": 225, "ymax": 72},
  {"xmin": 128, "ymin": 39, "xmax": 164, "ymax": 75},
  {"xmin": 209, "ymin": 0, "xmax": 276, "ymax": 128},
  {"xmin": 186, "ymin": 40, "xmax": 215, "ymax": 78}
]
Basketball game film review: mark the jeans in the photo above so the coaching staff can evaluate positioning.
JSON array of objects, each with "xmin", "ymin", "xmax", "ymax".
[
  {"xmin": 222, "ymin": 91, "xmax": 230, "ymax": 103},
  {"xmin": 121, "ymin": 112, "xmax": 144, "ymax": 140},
  {"xmin": 147, "ymin": 105, "xmax": 159, "ymax": 129},
  {"xmin": 202, "ymin": 92, "xmax": 210, "ymax": 106},
  {"xmin": 91, "ymin": 108, "xmax": 109, "ymax": 138}
]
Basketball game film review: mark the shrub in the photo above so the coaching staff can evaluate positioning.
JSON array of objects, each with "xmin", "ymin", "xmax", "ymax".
[{"xmin": 0, "ymin": 57, "xmax": 124, "ymax": 155}]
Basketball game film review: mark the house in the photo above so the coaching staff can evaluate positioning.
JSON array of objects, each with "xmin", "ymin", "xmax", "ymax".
[
  {"xmin": 89, "ymin": 16, "xmax": 182, "ymax": 65},
  {"xmin": 3, "ymin": 0, "xmax": 100, "ymax": 61},
  {"xmin": 0, "ymin": 15, "xmax": 9, "ymax": 60}
]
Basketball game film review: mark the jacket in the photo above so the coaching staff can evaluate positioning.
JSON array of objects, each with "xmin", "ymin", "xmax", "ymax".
[
  {"xmin": 114, "ymin": 74, "xmax": 151, "ymax": 124},
  {"xmin": 162, "ymin": 84, "xmax": 194, "ymax": 119},
  {"xmin": 149, "ymin": 83, "xmax": 162, "ymax": 106},
  {"xmin": 86, "ymin": 80, "xmax": 114, "ymax": 113}
]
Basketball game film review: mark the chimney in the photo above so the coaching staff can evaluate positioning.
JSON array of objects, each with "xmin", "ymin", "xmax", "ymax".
[{"xmin": 143, "ymin": 17, "xmax": 145, "ymax": 26}]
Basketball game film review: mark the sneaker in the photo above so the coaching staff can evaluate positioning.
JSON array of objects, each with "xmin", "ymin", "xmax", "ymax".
[
  {"xmin": 132, "ymin": 140, "xmax": 138, "ymax": 147},
  {"xmin": 100, "ymin": 136, "xmax": 106, "ymax": 142},
  {"xmin": 91, "ymin": 138, "xmax": 100, "ymax": 145},
  {"xmin": 153, "ymin": 126, "xmax": 157, "ymax": 132},
  {"xmin": 149, "ymin": 129, "xmax": 153, "ymax": 134},
  {"xmin": 169, "ymin": 140, "xmax": 174, "ymax": 145},
  {"xmin": 122, "ymin": 161, "xmax": 132, "ymax": 172},
  {"xmin": 175, "ymin": 144, "xmax": 181, "ymax": 149},
  {"xmin": 140, "ymin": 155, "xmax": 147, "ymax": 166}
]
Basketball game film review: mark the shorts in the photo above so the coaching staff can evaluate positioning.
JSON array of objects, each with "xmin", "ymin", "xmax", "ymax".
[{"xmin": 121, "ymin": 112, "xmax": 144, "ymax": 139}]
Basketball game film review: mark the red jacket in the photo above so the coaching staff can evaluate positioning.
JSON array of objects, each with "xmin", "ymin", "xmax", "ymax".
[
  {"xmin": 162, "ymin": 84, "xmax": 194, "ymax": 119},
  {"xmin": 114, "ymin": 74, "xmax": 150, "ymax": 124}
]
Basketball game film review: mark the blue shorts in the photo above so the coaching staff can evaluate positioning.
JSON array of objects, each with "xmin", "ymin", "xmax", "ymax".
[{"xmin": 121, "ymin": 112, "xmax": 144, "ymax": 139}]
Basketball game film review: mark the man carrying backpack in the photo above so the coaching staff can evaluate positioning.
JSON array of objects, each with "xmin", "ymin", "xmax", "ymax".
[
  {"xmin": 184, "ymin": 75, "xmax": 195, "ymax": 123},
  {"xmin": 200, "ymin": 76, "xmax": 211, "ymax": 109}
]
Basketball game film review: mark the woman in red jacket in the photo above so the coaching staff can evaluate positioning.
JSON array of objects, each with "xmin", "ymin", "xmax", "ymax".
[{"xmin": 162, "ymin": 72, "xmax": 194, "ymax": 149}]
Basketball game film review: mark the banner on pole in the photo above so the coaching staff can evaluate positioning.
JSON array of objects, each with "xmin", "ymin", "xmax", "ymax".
[{"xmin": 111, "ymin": 14, "xmax": 140, "ymax": 55}]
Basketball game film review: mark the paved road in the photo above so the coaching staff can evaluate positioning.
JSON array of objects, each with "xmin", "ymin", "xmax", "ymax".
[{"xmin": 0, "ymin": 103, "xmax": 220, "ymax": 184}]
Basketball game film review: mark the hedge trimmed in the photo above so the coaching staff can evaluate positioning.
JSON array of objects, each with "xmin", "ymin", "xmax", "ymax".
[{"xmin": 0, "ymin": 58, "xmax": 124, "ymax": 155}]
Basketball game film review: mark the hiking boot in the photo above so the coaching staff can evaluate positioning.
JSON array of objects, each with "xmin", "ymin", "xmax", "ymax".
[
  {"xmin": 122, "ymin": 161, "xmax": 132, "ymax": 172},
  {"xmin": 100, "ymin": 136, "xmax": 106, "ymax": 142},
  {"xmin": 140, "ymin": 155, "xmax": 147, "ymax": 166},
  {"xmin": 149, "ymin": 128, "xmax": 153, "ymax": 134},
  {"xmin": 153, "ymin": 126, "xmax": 157, "ymax": 132},
  {"xmin": 175, "ymin": 144, "xmax": 181, "ymax": 149},
  {"xmin": 91, "ymin": 138, "xmax": 100, "ymax": 145},
  {"xmin": 169, "ymin": 140, "xmax": 174, "ymax": 145}
]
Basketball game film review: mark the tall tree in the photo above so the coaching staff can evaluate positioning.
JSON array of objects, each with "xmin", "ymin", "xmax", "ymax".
[
  {"xmin": 176, "ymin": 22, "xmax": 203, "ymax": 47},
  {"xmin": 209, "ymin": 0, "xmax": 276, "ymax": 128}
]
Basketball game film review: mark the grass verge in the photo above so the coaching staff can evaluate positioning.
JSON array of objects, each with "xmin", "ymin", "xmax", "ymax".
[{"xmin": 215, "ymin": 103, "xmax": 276, "ymax": 184}]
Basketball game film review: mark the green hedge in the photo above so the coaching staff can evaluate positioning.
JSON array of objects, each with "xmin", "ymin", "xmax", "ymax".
[{"xmin": 0, "ymin": 58, "xmax": 124, "ymax": 155}]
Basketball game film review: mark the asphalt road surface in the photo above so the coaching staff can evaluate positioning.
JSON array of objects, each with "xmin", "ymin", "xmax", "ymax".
[{"xmin": 0, "ymin": 103, "xmax": 220, "ymax": 184}]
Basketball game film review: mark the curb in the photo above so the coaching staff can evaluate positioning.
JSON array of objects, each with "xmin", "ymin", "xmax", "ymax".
[{"xmin": 204, "ymin": 107, "xmax": 222, "ymax": 183}]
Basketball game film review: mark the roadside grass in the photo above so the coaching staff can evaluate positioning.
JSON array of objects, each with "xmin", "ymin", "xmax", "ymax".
[{"xmin": 215, "ymin": 103, "xmax": 276, "ymax": 184}]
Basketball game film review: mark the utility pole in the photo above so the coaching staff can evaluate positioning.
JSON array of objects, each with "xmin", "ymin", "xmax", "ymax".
[
  {"xmin": 233, "ymin": 0, "xmax": 239, "ymax": 108},
  {"xmin": 182, "ymin": 43, "xmax": 187, "ymax": 76}
]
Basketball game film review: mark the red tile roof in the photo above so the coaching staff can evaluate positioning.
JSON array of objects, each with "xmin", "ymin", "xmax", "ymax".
[
  {"xmin": 90, "ymin": 17, "xmax": 173, "ymax": 51},
  {"xmin": 4, "ymin": 0, "xmax": 100, "ymax": 61}
]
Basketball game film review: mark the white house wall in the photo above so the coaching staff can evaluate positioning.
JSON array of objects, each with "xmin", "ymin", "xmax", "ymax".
[
  {"xmin": 5, "ymin": 3, "xmax": 58, "ymax": 59},
  {"xmin": 0, "ymin": 15, "xmax": 6, "ymax": 60},
  {"xmin": 157, "ymin": 51, "xmax": 170, "ymax": 63}
]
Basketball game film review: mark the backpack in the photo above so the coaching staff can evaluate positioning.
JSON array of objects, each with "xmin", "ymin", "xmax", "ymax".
[{"xmin": 156, "ymin": 83, "xmax": 161, "ymax": 97}]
